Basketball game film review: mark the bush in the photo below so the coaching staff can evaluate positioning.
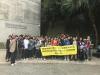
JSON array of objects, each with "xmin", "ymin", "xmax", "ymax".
[{"xmin": 0, "ymin": 42, "xmax": 5, "ymax": 49}]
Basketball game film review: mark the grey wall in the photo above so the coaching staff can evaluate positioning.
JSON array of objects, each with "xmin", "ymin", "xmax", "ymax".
[{"xmin": 0, "ymin": 0, "xmax": 41, "ymax": 42}]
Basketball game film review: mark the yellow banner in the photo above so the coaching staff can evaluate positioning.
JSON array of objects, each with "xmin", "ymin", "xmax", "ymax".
[{"xmin": 40, "ymin": 45, "xmax": 77, "ymax": 56}]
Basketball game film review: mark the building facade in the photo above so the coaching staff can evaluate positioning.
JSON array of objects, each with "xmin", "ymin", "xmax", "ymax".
[{"xmin": 0, "ymin": 0, "xmax": 41, "ymax": 42}]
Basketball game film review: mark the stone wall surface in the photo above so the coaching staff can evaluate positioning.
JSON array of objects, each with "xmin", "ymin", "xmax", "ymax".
[{"xmin": 0, "ymin": 0, "xmax": 41, "ymax": 42}]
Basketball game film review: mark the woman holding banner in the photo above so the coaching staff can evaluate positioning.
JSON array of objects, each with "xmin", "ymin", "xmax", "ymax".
[{"xmin": 63, "ymin": 37, "xmax": 71, "ymax": 61}]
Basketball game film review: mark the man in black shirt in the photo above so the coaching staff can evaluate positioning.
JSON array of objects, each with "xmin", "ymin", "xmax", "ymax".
[{"xmin": 5, "ymin": 35, "xmax": 12, "ymax": 62}]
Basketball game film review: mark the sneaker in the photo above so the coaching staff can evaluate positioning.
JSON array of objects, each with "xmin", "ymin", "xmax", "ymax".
[
  {"xmin": 43, "ymin": 58, "xmax": 46, "ymax": 61},
  {"xmin": 11, "ymin": 64, "xmax": 14, "ymax": 66},
  {"xmin": 14, "ymin": 63, "xmax": 17, "ymax": 65},
  {"xmin": 64, "ymin": 58, "xmax": 67, "ymax": 61},
  {"xmin": 23, "ymin": 59, "xmax": 26, "ymax": 60}
]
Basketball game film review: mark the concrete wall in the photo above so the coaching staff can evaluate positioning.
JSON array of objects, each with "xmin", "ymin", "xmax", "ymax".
[{"xmin": 0, "ymin": 0, "xmax": 41, "ymax": 43}]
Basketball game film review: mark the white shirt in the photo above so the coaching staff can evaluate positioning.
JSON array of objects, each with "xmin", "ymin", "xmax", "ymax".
[
  {"xmin": 24, "ymin": 39, "xmax": 29, "ymax": 49},
  {"xmin": 73, "ymin": 40, "xmax": 77, "ymax": 45}
]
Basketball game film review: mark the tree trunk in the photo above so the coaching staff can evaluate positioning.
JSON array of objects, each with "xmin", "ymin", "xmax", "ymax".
[
  {"xmin": 89, "ymin": 16, "xmax": 98, "ymax": 47},
  {"xmin": 92, "ymin": 23, "xmax": 98, "ymax": 47},
  {"xmin": 88, "ymin": 8, "xmax": 98, "ymax": 47}
]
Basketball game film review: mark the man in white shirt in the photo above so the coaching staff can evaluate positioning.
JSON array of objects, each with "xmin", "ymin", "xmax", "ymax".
[{"xmin": 23, "ymin": 36, "xmax": 29, "ymax": 59}]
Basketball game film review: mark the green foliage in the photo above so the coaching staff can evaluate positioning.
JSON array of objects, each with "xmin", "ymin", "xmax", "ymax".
[
  {"xmin": 61, "ymin": 0, "xmax": 98, "ymax": 16},
  {"xmin": 0, "ymin": 42, "xmax": 5, "ymax": 49},
  {"xmin": 42, "ymin": 0, "xmax": 62, "ymax": 19},
  {"xmin": 61, "ymin": 0, "xmax": 99, "ymax": 46}
]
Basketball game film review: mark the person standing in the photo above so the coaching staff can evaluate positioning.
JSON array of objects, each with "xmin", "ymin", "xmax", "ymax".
[
  {"xmin": 77, "ymin": 37, "xmax": 83, "ymax": 60},
  {"xmin": 51, "ymin": 38, "xmax": 59, "ymax": 46},
  {"xmin": 35, "ymin": 38, "xmax": 42, "ymax": 59},
  {"xmin": 23, "ymin": 36, "xmax": 29, "ymax": 60},
  {"xmin": 28, "ymin": 37, "xmax": 35, "ymax": 58},
  {"xmin": 86, "ymin": 36, "xmax": 92, "ymax": 61},
  {"xmin": 5, "ymin": 35, "xmax": 12, "ymax": 62},
  {"xmin": 63, "ymin": 37, "xmax": 71, "ymax": 61},
  {"xmin": 17, "ymin": 35, "xmax": 24, "ymax": 60},
  {"xmin": 72, "ymin": 37, "xmax": 78, "ymax": 60},
  {"xmin": 9, "ymin": 35, "xmax": 17, "ymax": 66}
]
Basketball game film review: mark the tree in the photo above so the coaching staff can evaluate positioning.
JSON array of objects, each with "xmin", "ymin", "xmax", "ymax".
[
  {"xmin": 41, "ymin": 0, "xmax": 63, "ymax": 35},
  {"xmin": 61, "ymin": 0, "xmax": 99, "ymax": 46}
]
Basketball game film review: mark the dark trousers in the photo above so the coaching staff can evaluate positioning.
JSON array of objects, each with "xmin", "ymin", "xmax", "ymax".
[
  {"xmin": 28, "ymin": 50, "xmax": 33, "ymax": 58},
  {"xmin": 35, "ymin": 49, "xmax": 41, "ymax": 58},
  {"xmin": 5, "ymin": 49, "xmax": 11, "ymax": 60},
  {"xmin": 10, "ymin": 52, "xmax": 16, "ymax": 64},
  {"xmin": 33, "ymin": 48, "xmax": 36, "ymax": 57},
  {"xmin": 16, "ymin": 48, "xmax": 23, "ymax": 60},
  {"xmin": 79, "ymin": 49, "xmax": 85, "ymax": 61},
  {"xmin": 22, "ymin": 49, "xmax": 28, "ymax": 59},
  {"xmin": 22, "ymin": 49, "xmax": 24, "ymax": 59}
]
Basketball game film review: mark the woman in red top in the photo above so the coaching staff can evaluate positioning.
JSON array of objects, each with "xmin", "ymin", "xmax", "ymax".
[
  {"xmin": 86, "ymin": 36, "xmax": 91, "ymax": 61},
  {"xmin": 51, "ymin": 38, "xmax": 59, "ymax": 46}
]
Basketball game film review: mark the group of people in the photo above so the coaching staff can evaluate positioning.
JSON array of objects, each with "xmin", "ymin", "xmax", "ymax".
[{"xmin": 5, "ymin": 34, "xmax": 92, "ymax": 66}]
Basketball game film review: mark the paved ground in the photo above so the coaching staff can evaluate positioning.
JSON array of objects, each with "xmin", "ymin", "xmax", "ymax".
[
  {"xmin": 0, "ymin": 63, "xmax": 100, "ymax": 75},
  {"xmin": 0, "ymin": 49, "xmax": 100, "ymax": 75},
  {"xmin": 1, "ymin": 57, "xmax": 100, "ymax": 65}
]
